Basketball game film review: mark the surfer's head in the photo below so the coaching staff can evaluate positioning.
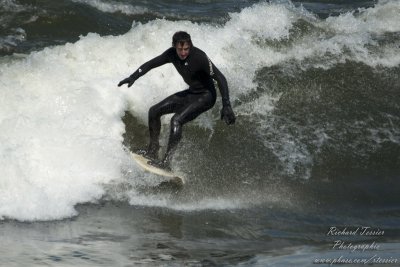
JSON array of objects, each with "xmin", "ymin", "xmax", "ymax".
[{"xmin": 173, "ymin": 31, "xmax": 192, "ymax": 60}]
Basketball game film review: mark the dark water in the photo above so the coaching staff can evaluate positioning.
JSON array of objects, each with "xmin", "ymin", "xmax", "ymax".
[
  {"xmin": 1, "ymin": 0, "xmax": 399, "ymax": 266},
  {"xmin": 0, "ymin": 0, "xmax": 377, "ymax": 56}
]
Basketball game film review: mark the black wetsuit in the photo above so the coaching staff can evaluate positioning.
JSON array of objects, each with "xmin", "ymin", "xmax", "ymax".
[{"xmin": 127, "ymin": 46, "xmax": 232, "ymax": 163}]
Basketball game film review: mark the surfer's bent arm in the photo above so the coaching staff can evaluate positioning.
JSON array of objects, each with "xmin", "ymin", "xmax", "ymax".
[
  {"xmin": 210, "ymin": 63, "xmax": 231, "ymax": 107},
  {"xmin": 205, "ymin": 56, "xmax": 231, "ymax": 107},
  {"xmin": 206, "ymin": 57, "xmax": 236, "ymax": 124}
]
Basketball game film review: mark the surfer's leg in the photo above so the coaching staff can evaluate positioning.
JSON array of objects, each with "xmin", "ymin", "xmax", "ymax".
[
  {"xmin": 161, "ymin": 114, "xmax": 183, "ymax": 165},
  {"xmin": 160, "ymin": 91, "xmax": 216, "ymax": 166},
  {"xmin": 146, "ymin": 91, "xmax": 187, "ymax": 158}
]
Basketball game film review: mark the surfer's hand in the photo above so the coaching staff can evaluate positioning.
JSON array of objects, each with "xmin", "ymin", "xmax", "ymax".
[
  {"xmin": 118, "ymin": 76, "xmax": 136, "ymax": 87},
  {"xmin": 221, "ymin": 105, "xmax": 236, "ymax": 125}
]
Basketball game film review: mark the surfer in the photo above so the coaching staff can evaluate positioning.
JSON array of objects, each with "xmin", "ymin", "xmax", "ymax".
[{"xmin": 118, "ymin": 31, "xmax": 235, "ymax": 169}]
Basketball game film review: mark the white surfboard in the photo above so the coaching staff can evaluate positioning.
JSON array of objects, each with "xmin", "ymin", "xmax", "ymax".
[{"xmin": 130, "ymin": 152, "xmax": 184, "ymax": 187}]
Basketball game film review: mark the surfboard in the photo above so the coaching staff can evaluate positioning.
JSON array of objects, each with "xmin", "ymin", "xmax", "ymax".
[{"xmin": 130, "ymin": 152, "xmax": 184, "ymax": 188}]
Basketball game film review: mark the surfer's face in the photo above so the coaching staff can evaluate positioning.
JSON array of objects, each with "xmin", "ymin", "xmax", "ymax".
[{"xmin": 175, "ymin": 42, "xmax": 190, "ymax": 60}]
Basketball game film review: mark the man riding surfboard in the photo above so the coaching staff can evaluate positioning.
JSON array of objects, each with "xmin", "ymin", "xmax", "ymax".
[{"xmin": 118, "ymin": 31, "xmax": 235, "ymax": 169}]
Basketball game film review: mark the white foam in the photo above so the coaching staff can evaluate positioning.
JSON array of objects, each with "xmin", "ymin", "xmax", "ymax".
[
  {"xmin": 329, "ymin": 0, "xmax": 400, "ymax": 34},
  {"xmin": 127, "ymin": 194, "xmax": 245, "ymax": 211},
  {"xmin": 72, "ymin": 0, "xmax": 148, "ymax": 15},
  {"xmin": 126, "ymin": 189, "xmax": 286, "ymax": 211},
  {"xmin": 298, "ymin": 0, "xmax": 400, "ymax": 68},
  {"xmin": 0, "ymin": 34, "xmax": 133, "ymax": 221},
  {"xmin": 1, "ymin": 0, "xmax": 399, "ymax": 220}
]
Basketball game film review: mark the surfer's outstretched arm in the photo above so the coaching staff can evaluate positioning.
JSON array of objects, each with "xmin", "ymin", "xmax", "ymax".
[{"xmin": 118, "ymin": 50, "xmax": 171, "ymax": 87}]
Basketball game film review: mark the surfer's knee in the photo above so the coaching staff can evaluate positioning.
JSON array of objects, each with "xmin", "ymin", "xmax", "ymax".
[
  {"xmin": 170, "ymin": 115, "xmax": 182, "ymax": 139},
  {"xmin": 149, "ymin": 105, "xmax": 160, "ymax": 120}
]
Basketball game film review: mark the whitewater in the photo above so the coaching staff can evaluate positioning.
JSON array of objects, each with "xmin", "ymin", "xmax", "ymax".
[{"xmin": 0, "ymin": 0, "xmax": 399, "ymax": 222}]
